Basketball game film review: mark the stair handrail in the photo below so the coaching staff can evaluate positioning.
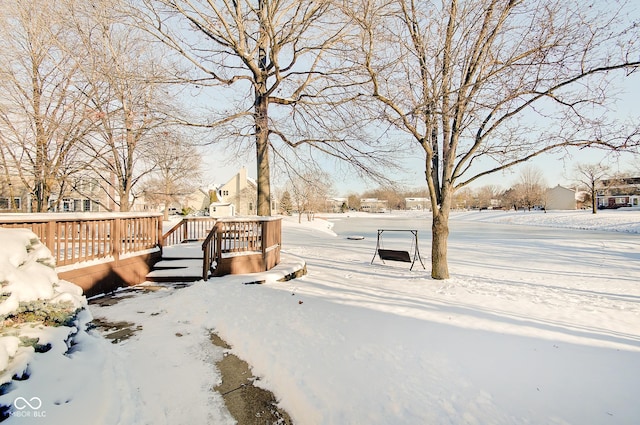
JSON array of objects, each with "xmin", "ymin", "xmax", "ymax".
[
  {"xmin": 162, "ymin": 220, "xmax": 186, "ymax": 246},
  {"xmin": 161, "ymin": 217, "xmax": 218, "ymax": 246},
  {"xmin": 200, "ymin": 217, "xmax": 282, "ymax": 279},
  {"xmin": 201, "ymin": 222, "xmax": 219, "ymax": 281}
]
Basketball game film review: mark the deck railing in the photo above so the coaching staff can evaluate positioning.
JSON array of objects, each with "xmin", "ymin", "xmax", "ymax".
[
  {"xmin": 0, "ymin": 213, "xmax": 163, "ymax": 267},
  {"xmin": 0, "ymin": 213, "xmax": 282, "ymax": 282},
  {"xmin": 161, "ymin": 216, "xmax": 218, "ymax": 246},
  {"xmin": 202, "ymin": 217, "xmax": 282, "ymax": 280}
]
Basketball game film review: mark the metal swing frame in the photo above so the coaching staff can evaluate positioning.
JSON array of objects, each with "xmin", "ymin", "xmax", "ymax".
[{"xmin": 370, "ymin": 229, "xmax": 426, "ymax": 271}]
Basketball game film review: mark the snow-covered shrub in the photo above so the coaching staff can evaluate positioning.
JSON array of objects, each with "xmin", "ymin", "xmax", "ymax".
[
  {"xmin": 0, "ymin": 228, "xmax": 87, "ymax": 383},
  {"xmin": 0, "ymin": 228, "xmax": 85, "ymax": 324}
]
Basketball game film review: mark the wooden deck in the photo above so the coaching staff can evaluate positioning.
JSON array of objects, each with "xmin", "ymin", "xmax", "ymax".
[{"xmin": 0, "ymin": 213, "xmax": 284, "ymax": 294}]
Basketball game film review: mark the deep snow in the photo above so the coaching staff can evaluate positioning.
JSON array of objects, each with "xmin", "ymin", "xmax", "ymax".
[{"xmin": 0, "ymin": 209, "xmax": 638, "ymax": 424}]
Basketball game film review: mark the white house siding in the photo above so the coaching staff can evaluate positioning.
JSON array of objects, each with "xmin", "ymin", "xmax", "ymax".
[
  {"xmin": 546, "ymin": 185, "xmax": 576, "ymax": 210},
  {"xmin": 219, "ymin": 168, "xmax": 257, "ymax": 215},
  {"xmin": 405, "ymin": 197, "xmax": 430, "ymax": 211}
]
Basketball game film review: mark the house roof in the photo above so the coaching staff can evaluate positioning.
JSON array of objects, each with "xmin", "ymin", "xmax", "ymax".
[
  {"xmin": 547, "ymin": 184, "xmax": 575, "ymax": 192},
  {"xmin": 600, "ymin": 177, "xmax": 640, "ymax": 186}
]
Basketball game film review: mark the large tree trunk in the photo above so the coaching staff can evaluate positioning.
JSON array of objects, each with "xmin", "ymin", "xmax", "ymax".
[
  {"xmin": 33, "ymin": 72, "xmax": 48, "ymax": 212},
  {"xmin": 255, "ymin": 92, "xmax": 271, "ymax": 216},
  {"xmin": 119, "ymin": 192, "xmax": 131, "ymax": 212},
  {"xmin": 255, "ymin": 0, "xmax": 271, "ymax": 217},
  {"xmin": 431, "ymin": 208, "xmax": 450, "ymax": 279},
  {"xmin": 431, "ymin": 182, "xmax": 452, "ymax": 279}
]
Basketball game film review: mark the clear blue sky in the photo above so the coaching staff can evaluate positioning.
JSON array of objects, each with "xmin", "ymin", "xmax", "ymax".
[{"xmin": 200, "ymin": 54, "xmax": 640, "ymax": 197}]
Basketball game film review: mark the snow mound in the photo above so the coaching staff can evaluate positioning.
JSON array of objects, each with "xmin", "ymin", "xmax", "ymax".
[{"xmin": 0, "ymin": 228, "xmax": 88, "ymax": 393}]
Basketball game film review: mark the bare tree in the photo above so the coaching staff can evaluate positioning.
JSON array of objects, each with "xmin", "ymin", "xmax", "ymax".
[
  {"xmin": 347, "ymin": 0, "xmax": 640, "ymax": 278},
  {"xmin": 511, "ymin": 165, "xmax": 547, "ymax": 211},
  {"xmin": 134, "ymin": 0, "xmax": 402, "ymax": 217},
  {"xmin": 286, "ymin": 168, "xmax": 332, "ymax": 223},
  {"xmin": 452, "ymin": 187, "xmax": 473, "ymax": 210},
  {"xmin": 362, "ymin": 186, "xmax": 405, "ymax": 210},
  {"xmin": 574, "ymin": 163, "xmax": 610, "ymax": 213},
  {"xmin": 347, "ymin": 193, "xmax": 361, "ymax": 211},
  {"xmin": 474, "ymin": 185, "xmax": 503, "ymax": 209},
  {"xmin": 0, "ymin": 0, "xmax": 96, "ymax": 212},
  {"xmin": 141, "ymin": 131, "xmax": 203, "ymax": 220},
  {"xmin": 70, "ymin": 1, "xmax": 180, "ymax": 211}
]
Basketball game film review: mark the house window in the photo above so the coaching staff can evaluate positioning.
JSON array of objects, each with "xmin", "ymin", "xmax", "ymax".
[
  {"xmin": 1, "ymin": 197, "xmax": 22, "ymax": 210},
  {"xmin": 83, "ymin": 199, "xmax": 91, "ymax": 211}
]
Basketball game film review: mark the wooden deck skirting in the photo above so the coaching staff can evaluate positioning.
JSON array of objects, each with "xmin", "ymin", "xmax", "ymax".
[{"xmin": 0, "ymin": 212, "xmax": 163, "ymax": 297}]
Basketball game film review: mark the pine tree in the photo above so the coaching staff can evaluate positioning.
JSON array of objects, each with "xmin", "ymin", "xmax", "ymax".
[{"xmin": 280, "ymin": 191, "xmax": 293, "ymax": 215}]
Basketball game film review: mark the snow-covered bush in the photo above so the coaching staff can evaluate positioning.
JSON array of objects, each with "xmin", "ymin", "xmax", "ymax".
[{"xmin": 0, "ymin": 228, "xmax": 87, "ymax": 384}]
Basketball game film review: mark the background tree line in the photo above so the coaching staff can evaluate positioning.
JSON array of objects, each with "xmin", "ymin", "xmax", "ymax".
[{"xmin": 277, "ymin": 161, "xmax": 639, "ymax": 215}]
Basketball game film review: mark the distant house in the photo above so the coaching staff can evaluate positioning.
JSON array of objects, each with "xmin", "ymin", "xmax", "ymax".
[
  {"xmin": 218, "ymin": 168, "xmax": 257, "ymax": 215},
  {"xmin": 360, "ymin": 198, "xmax": 388, "ymax": 213},
  {"xmin": 545, "ymin": 185, "xmax": 576, "ymax": 210},
  {"xmin": 0, "ymin": 176, "xmax": 32, "ymax": 213},
  {"xmin": 596, "ymin": 177, "xmax": 640, "ymax": 209},
  {"xmin": 326, "ymin": 197, "xmax": 348, "ymax": 213},
  {"xmin": 183, "ymin": 188, "xmax": 211, "ymax": 213},
  {"xmin": 405, "ymin": 197, "xmax": 430, "ymax": 211},
  {"xmin": 208, "ymin": 188, "xmax": 235, "ymax": 217},
  {"xmin": 1, "ymin": 176, "xmax": 104, "ymax": 213}
]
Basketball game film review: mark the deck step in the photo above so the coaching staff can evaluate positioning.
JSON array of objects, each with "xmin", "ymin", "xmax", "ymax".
[
  {"xmin": 153, "ymin": 259, "xmax": 202, "ymax": 269},
  {"xmin": 162, "ymin": 242, "xmax": 203, "ymax": 260},
  {"xmin": 147, "ymin": 242, "xmax": 208, "ymax": 283},
  {"xmin": 146, "ymin": 264, "xmax": 208, "ymax": 282}
]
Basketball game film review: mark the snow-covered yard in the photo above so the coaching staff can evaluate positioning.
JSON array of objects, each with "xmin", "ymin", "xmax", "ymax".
[{"xmin": 0, "ymin": 209, "xmax": 638, "ymax": 424}]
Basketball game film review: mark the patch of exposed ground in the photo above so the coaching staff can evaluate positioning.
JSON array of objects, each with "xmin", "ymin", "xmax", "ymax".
[
  {"xmin": 89, "ymin": 293, "xmax": 134, "ymax": 307},
  {"xmin": 90, "ymin": 317, "xmax": 142, "ymax": 343},
  {"xmin": 211, "ymin": 332, "xmax": 293, "ymax": 425},
  {"xmin": 88, "ymin": 283, "xmax": 191, "ymax": 342}
]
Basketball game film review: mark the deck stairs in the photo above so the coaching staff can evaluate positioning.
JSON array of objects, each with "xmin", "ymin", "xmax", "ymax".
[{"xmin": 146, "ymin": 241, "xmax": 208, "ymax": 283}]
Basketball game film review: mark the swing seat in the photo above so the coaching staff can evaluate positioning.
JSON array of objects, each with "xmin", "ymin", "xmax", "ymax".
[
  {"xmin": 370, "ymin": 229, "xmax": 426, "ymax": 271},
  {"xmin": 377, "ymin": 249, "xmax": 411, "ymax": 263}
]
